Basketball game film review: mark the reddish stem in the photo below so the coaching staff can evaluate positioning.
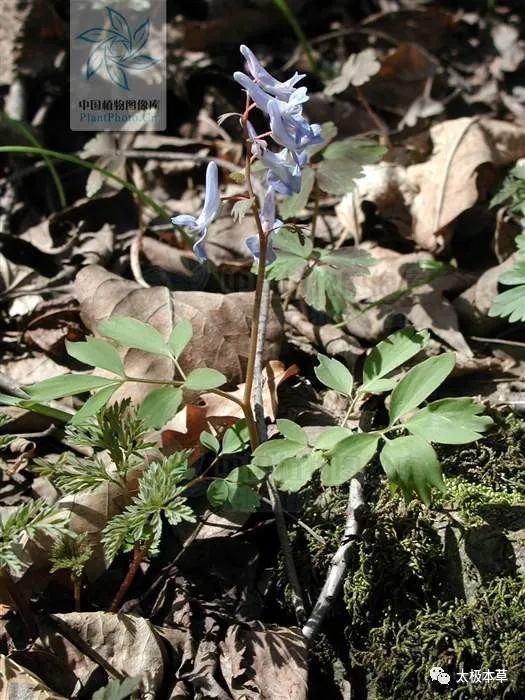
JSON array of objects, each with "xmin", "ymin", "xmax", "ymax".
[{"xmin": 110, "ymin": 545, "xmax": 145, "ymax": 613}]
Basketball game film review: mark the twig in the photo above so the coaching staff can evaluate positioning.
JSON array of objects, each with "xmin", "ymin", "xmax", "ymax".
[{"xmin": 302, "ymin": 476, "xmax": 364, "ymax": 643}]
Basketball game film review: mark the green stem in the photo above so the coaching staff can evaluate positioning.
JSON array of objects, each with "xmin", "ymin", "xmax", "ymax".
[
  {"xmin": 241, "ymin": 106, "xmax": 269, "ymax": 449},
  {"xmin": 0, "ymin": 146, "xmax": 170, "ymax": 221},
  {"xmin": 1, "ymin": 114, "xmax": 67, "ymax": 208},
  {"xmin": 273, "ymin": 0, "xmax": 321, "ymax": 78}
]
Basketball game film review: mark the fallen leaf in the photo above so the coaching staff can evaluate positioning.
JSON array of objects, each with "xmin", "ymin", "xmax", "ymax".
[
  {"xmin": 74, "ymin": 265, "xmax": 283, "ymax": 404},
  {"xmin": 48, "ymin": 612, "xmax": 164, "ymax": 699},
  {"xmin": 324, "ymin": 49, "xmax": 380, "ymax": 95},
  {"xmin": 0, "ymin": 655, "xmax": 67, "ymax": 699},
  {"xmin": 219, "ymin": 624, "xmax": 308, "ymax": 700}
]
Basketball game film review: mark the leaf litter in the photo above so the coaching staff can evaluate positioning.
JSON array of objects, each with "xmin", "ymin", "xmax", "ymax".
[{"xmin": 1, "ymin": 0, "xmax": 525, "ymax": 697}]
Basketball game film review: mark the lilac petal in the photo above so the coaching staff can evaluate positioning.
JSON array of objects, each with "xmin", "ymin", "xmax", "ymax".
[
  {"xmin": 240, "ymin": 45, "xmax": 305, "ymax": 101},
  {"xmin": 197, "ymin": 161, "xmax": 221, "ymax": 227},
  {"xmin": 245, "ymin": 235, "xmax": 277, "ymax": 263},
  {"xmin": 268, "ymin": 99, "xmax": 297, "ymax": 151},
  {"xmin": 233, "ymin": 72, "xmax": 270, "ymax": 112},
  {"xmin": 192, "ymin": 228, "xmax": 208, "ymax": 261},
  {"xmin": 171, "ymin": 214, "xmax": 199, "ymax": 230},
  {"xmin": 247, "ymin": 121, "xmax": 267, "ymax": 158}
]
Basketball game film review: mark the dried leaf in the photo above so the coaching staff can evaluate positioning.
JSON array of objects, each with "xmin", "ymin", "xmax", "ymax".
[
  {"xmin": 0, "ymin": 655, "xmax": 67, "ymax": 699},
  {"xmin": 50, "ymin": 612, "xmax": 164, "ymax": 699},
  {"xmin": 74, "ymin": 266, "xmax": 283, "ymax": 404},
  {"xmin": 219, "ymin": 624, "xmax": 308, "ymax": 700}
]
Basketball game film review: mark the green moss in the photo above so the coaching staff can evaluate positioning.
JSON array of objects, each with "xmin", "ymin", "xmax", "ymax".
[
  {"xmin": 293, "ymin": 411, "xmax": 525, "ymax": 697},
  {"xmin": 353, "ymin": 578, "xmax": 524, "ymax": 699},
  {"xmin": 435, "ymin": 476, "xmax": 523, "ymax": 527}
]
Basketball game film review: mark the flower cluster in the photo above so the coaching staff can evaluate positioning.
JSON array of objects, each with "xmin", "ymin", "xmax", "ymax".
[{"xmin": 172, "ymin": 44, "xmax": 322, "ymax": 262}]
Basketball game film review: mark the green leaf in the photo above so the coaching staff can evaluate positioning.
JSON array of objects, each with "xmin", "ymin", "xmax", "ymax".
[
  {"xmin": 273, "ymin": 227, "xmax": 313, "ymax": 258},
  {"xmin": 252, "ymin": 439, "xmax": 305, "ymax": 466},
  {"xmin": 66, "ymin": 338, "xmax": 125, "ymax": 376},
  {"xmin": 321, "ymin": 432, "xmax": 379, "ymax": 486},
  {"xmin": 489, "ymin": 284, "xmax": 525, "ymax": 322},
  {"xmin": 361, "ymin": 328, "xmax": 429, "ymax": 393},
  {"xmin": 184, "ymin": 368, "xmax": 227, "ymax": 391},
  {"xmin": 323, "ymin": 137, "xmax": 386, "ymax": 164},
  {"xmin": 316, "ymin": 158, "xmax": 363, "ymax": 196},
  {"xmin": 200, "ymin": 430, "xmax": 220, "ymax": 453},
  {"xmin": 168, "ymin": 319, "xmax": 193, "ymax": 359},
  {"xmin": 273, "ymin": 451, "xmax": 324, "ymax": 492},
  {"xmin": 301, "ymin": 266, "xmax": 351, "ymax": 316},
  {"xmin": 207, "ymin": 479, "xmax": 230, "ymax": 507},
  {"xmin": 98, "ymin": 315, "xmax": 171, "ymax": 357},
  {"xmin": 229, "ymin": 484, "xmax": 260, "ymax": 511},
  {"xmin": 388, "ymin": 353, "xmax": 455, "ymax": 424},
  {"xmin": 92, "ymin": 677, "xmax": 141, "ymax": 700},
  {"xmin": 276, "ymin": 419, "xmax": 308, "ymax": 445},
  {"xmin": 496, "ymin": 261, "xmax": 525, "ymax": 286},
  {"xmin": 279, "ymin": 167, "xmax": 315, "ymax": 219},
  {"xmin": 208, "ymin": 465, "xmax": 264, "ymax": 511},
  {"xmin": 319, "ymin": 247, "xmax": 374, "ymax": 271},
  {"xmin": 221, "ymin": 420, "xmax": 250, "ymax": 455},
  {"xmin": 314, "ymin": 353, "xmax": 353, "ymax": 395},
  {"xmin": 267, "ymin": 253, "xmax": 308, "ymax": 282},
  {"xmin": 379, "ymin": 435, "xmax": 445, "ymax": 505},
  {"xmin": 26, "ymin": 374, "xmax": 117, "ymax": 401},
  {"xmin": 314, "ymin": 426, "xmax": 353, "ymax": 450},
  {"xmin": 405, "ymin": 398, "xmax": 493, "ymax": 444},
  {"xmin": 70, "ymin": 384, "xmax": 120, "ymax": 425},
  {"xmin": 137, "ymin": 387, "xmax": 183, "ymax": 429}
]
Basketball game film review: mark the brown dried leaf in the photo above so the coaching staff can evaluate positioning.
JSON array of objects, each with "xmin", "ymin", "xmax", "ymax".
[
  {"xmin": 49, "ymin": 612, "xmax": 164, "ymax": 699},
  {"xmin": 219, "ymin": 624, "xmax": 308, "ymax": 700},
  {"xmin": 74, "ymin": 265, "xmax": 283, "ymax": 403},
  {"xmin": 407, "ymin": 118, "xmax": 525, "ymax": 250},
  {"xmin": 0, "ymin": 655, "xmax": 67, "ymax": 699}
]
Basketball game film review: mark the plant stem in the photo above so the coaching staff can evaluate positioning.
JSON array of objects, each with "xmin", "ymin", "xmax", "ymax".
[
  {"xmin": 1, "ymin": 114, "xmax": 66, "ymax": 208},
  {"xmin": 0, "ymin": 146, "xmax": 170, "ymax": 221},
  {"xmin": 72, "ymin": 574, "xmax": 81, "ymax": 612},
  {"xmin": 273, "ymin": 0, "xmax": 322, "ymax": 79},
  {"xmin": 110, "ymin": 544, "xmax": 145, "ymax": 613}
]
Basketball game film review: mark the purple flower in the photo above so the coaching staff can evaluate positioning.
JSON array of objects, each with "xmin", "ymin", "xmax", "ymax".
[
  {"xmin": 245, "ymin": 187, "xmax": 282, "ymax": 262},
  {"xmin": 171, "ymin": 162, "xmax": 220, "ymax": 261},
  {"xmin": 240, "ymin": 45, "xmax": 305, "ymax": 101},
  {"xmin": 247, "ymin": 121, "xmax": 268, "ymax": 158},
  {"xmin": 233, "ymin": 72, "xmax": 271, "ymax": 112},
  {"xmin": 260, "ymin": 148, "xmax": 303, "ymax": 195},
  {"xmin": 268, "ymin": 98, "xmax": 323, "ymax": 154}
]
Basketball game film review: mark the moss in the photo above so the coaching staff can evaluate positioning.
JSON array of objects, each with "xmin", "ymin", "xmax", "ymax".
[
  {"xmin": 293, "ymin": 411, "xmax": 525, "ymax": 698},
  {"xmin": 435, "ymin": 476, "xmax": 523, "ymax": 527},
  {"xmin": 352, "ymin": 578, "xmax": 524, "ymax": 699},
  {"xmin": 437, "ymin": 410, "xmax": 525, "ymax": 493}
]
